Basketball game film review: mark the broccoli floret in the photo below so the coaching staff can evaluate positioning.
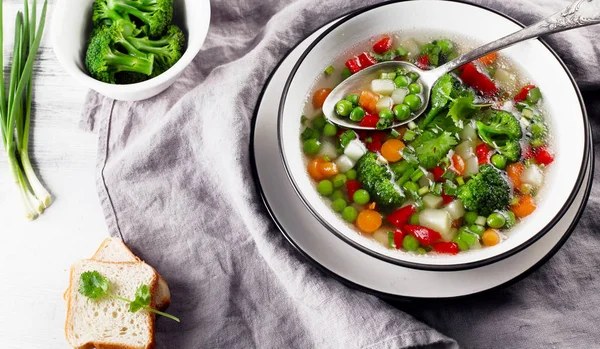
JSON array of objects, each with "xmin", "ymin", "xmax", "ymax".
[
  {"xmin": 457, "ymin": 164, "xmax": 510, "ymax": 216},
  {"xmin": 356, "ymin": 152, "xmax": 406, "ymax": 206},
  {"xmin": 476, "ymin": 109, "xmax": 522, "ymax": 162},
  {"xmin": 85, "ymin": 23, "xmax": 155, "ymax": 84},
  {"xmin": 93, "ymin": 0, "xmax": 173, "ymax": 37},
  {"xmin": 113, "ymin": 24, "xmax": 185, "ymax": 84}
]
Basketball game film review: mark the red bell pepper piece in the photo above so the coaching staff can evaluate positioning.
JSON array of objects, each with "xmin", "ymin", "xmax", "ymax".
[
  {"xmin": 346, "ymin": 52, "xmax": 377, "ymax": 74},
  {"xmin": 460, "ymin": 62, "xmax": 498, "ymax": 97},
  {"xmin": 366, "ymin": 139, "xmax": 382, "ymax": 153},
  {"xmin": 359, "ymin": 114, "xmax": 379, "ymax": 128},
  {"xmin": 432, "ymin": 242, "xmax": 459, "ymax": 255},
  {"xmin": 441, "ymin": 192, "xmax": 454, "ymax": 204},
  {"xmin": 346, "ymin": 180, "xmax": 361, "ymax": 203},
  {"xmin": 387, "ymin": 205, "xmax": 416, "ymax": 228},
  {"xmin": 403, "ymin": 225, "xmax": 442, "ymax": 246},
  {"xmin": 514, "ymin": 84, "xmax": 536, "ymax": 103},
  {"xmin": 534, "ymin": 146, "xmax": 554, "ymax": 166},
  {"xmin": 476, "ymin": 143, "xmax": 492, "ymax": 165},
  {"xmin": 523, "ymin": 146, "xmax": 534, "ymax": 160},
  {"xmin": 373, "ymin": 37, "xmax": 393, "ymax": 54},
  {"xmin": 432, "ymin": 166, "xmax": 445, "ymax": 182},
  {"xmin": 358, "ymin": 52, "xmax": 377, "ymax": 68},
  {"xmin": 393, "ymin": 229, "xmax": 405, "ymax": 249},
  {"xmin": 345, "ymin": 57, "xmax": 361, "ymax": 74},
  {"xmin": 356, "ymin": 130, "xmax": 368, "ymax": 140},
  {"xmin": 416, "ymin": 55, "xmax": 429, "ymax": 70}
]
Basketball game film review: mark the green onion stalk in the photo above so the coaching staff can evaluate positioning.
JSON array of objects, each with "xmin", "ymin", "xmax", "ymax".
[{"xmin": 0, "ymin": 0, "xmax": 50, "ymax": 220}]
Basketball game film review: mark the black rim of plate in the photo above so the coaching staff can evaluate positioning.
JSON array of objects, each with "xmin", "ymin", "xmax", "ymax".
[{"xmin": 275, "ymin": 0, "xmax": 591, "ymax": 272}]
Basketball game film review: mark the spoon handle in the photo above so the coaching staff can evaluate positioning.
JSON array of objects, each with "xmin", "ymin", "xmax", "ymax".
[{"xmin": 436, "ymin": 0, "xmax": 600, "ymax": 75}]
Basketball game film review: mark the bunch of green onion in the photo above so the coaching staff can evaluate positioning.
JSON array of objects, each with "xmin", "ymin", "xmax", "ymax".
[{"xmin": 0, "ymin": 0, "xmax": 49, "ymax": 220}]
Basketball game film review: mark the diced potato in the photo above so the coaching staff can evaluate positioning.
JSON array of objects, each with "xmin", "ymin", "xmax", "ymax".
[
  {"xmin": 373, "ymin": 231, "xmax": 389, "ymax": 247},
  {"xmin": 376, "ymin": 96, "xmax": 394, "ymax": 112},
  {"xmin": 371, "ymin": 79, "xmax": 396, "ymax": 96},
  {"xmin": 391, "ymin": 88, "xmax": 408, "ymax": 105},
  {"xmin": 444, "ymin": 200, "xmax": 466, "ymax": 220},
  {"xmin": 401, "ymin": 38, "xmax": 421, "ymax": 58},
  {"xmin": 455, "ymin": 140, "xmax": 474, "ymax": 159},
  {"xmin": 335, "ymin": 155, "xmax": 355, "ymax": 174},
  {"xmin": 459, "ymin": 122, "xmax": 478, "ymax": 142},
  {"xmin": 419, "ymin": 209, "xmax": 453, "ymax": 241},
  {"xmin": 463, "ymin": 155, "xmax": 479, "ymax": 177},
  {"xmin": 318, "ymin": 140, "xmax": 338, "ymax": 160},
  {"xmin": 423, "ymin": 194, "xmax": 444, "ymax": 209},
  {"xmin": 521, "ymin": 165, "xmax": 544, "ymax": 188},
  {"xmin": 344, "ymin": 139, "xmax": 367, "ymax": 161}
]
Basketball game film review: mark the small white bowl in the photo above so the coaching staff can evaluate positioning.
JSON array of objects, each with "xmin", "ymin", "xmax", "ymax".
[
  {"xmin": 51, "ymin": 0, "xmax": 210, "ymax": 101},
  {"xmin": 279, "ymin": 0, "xmax": 589, "ymax": 270}
]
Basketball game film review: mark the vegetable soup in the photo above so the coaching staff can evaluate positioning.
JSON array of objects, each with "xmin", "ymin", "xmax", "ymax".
[{"xmin": 300, "ymin": 33, "xmax": 553, "ymax": 255}]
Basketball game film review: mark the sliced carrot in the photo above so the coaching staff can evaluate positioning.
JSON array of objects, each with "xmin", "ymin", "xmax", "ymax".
[
  {"xmin": 511, "ymin": 194, "xmax": 537, "ymax": 218},
  {"xmin": 381, "ymin": 139, "xmax": 406, "ymax": 162},
  {"xmin": 478, "ymin": 52, "xmax": 497, "ymax": 66},
  {"xmin": 312, "ymin": 88, "xmax": 332, "ymax": 109},
  {"xmin": 451, "ymin": 154, "xmax": 465, "ymax": 176},
  {"xmin": 507, "ymin": 162, "xmax": 525, "ymax": 190},
  {"xmin": 359, "ymin": 90, "xmax": 380, "ymax": 114},
  {"xmin": 318, "ymin": 161, "xmax": 339, "ymax": 178},
  {"xmin": 356, "ymin": 209, "xmax": 382, "ymax": 234},
  {"xmin": 482, "ymin": 229, "xmax": 500, "ymax": 246},
  {"xmin": 307, "ymin": 158, "xmax": 325, "ymax": 181}
]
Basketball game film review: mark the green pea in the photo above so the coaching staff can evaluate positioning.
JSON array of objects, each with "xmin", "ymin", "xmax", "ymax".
[
  {"xmin": 317, "ymin": 180, "xmax": 334, "ymax": 196},
  {"xmin": 491, "ymin": 154, "xmax": 507, "ymax": 170},
  {"xmin": 403, "ymin": 94, "xmax": 422, "ymax": 111},
  {"xmin": 453, "ymin": 236, "xmax": 470, "ymax": 251},
  {"xmin": 345, "ymin": 94, "xmax": 359, "ymax": 106},
  {"xmin": 335, "ymin": 100, "xmax": 353, "ymax": 117},
  {"xmin": 379, "ymin": 108, "xmax": 394, "ymax": 121},
  {"xmin": 332, "ymin": 198, "xmax": 347, "ymax": 212},
  {"xmin": 331, "ymin": 189, "xmax": 344, "ymax": 201},
  {"xmin": 312, "ymin": 115, "xmax": 326, "ymax": 130},
  {"xmin": 409, "ymin": 213, "xmax": 420, "ymax": 225},
  {"xmin": 303, "ymin": 139, "xmax": 321, "ymax": 155},
  {"xmin": 393, "ymin": 104, "xmax": 411, "ymax": 121},
  {"xmin": 346, "ymin": 169, "xmax": 357, "ymax": 180},
  {"xmin": 530, "ymin": 122, "xmax": 547, "ymax": 138},
  {"xmin": 349, "ymin": 107, "xmax": 365, "ymax": 122},
  {"xmin": 464, "ymin": 211, "xmax": 478, "ymax": 225},
  {"xmin": 322, "ymin": 123, "xmax": 338, "ymax": 137},
  {"xmin": 394, "ymin": 75, "xmax": 410, "ymax": 88},
  {"xmin": 402, "ymin": 234, "xmax": 420, "ymax": 251},
  {"xmin": 470, "ymin": 224, "xmax": 486, "ymax": 236},
  {"xmin": 342, "ymin": 206, "xmax": 358, "ymax": 223},
  {"xmin": 487, "ymin": 212, "xmax": 506, "ymax": 229},
  {"xmin": 530, "ymin": 138, "xmax": 545, "ymax": 147},
  {"xmin": 505, "ymin": 211, "xmax": 517, "ymax": 228},
  {"xmin": 353, "ymin": 189, "xmax": 371, "ymax": 205},
  {"xmin": 333, "ymin": 174, "xmax": 347, "ymax": 188},
  {"xmin": 408, "ymin": 83, "xmax": 421, "ymax": 94}
]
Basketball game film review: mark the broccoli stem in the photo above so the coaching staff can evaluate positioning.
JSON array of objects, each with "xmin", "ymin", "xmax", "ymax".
[
  {"xmin": 106, "ymin": 51, "xmax": 154, "ymax": 75},
  {"xmin": 111, "ymin": 0, "xmax": 154, "ymax": 27}
]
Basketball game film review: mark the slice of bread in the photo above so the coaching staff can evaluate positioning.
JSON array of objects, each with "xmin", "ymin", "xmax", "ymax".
[
  {"xmin": 92, "ymin": 238, "xmax": 171, "ymax": 310},
  {"xmin": 65, "ymin": 260, "xmax": 157, "ymax": 349}
]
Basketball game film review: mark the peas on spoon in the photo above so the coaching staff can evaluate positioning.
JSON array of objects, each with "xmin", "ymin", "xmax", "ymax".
[{"xmin": 322, "ymin": 0, "xmax": 600, "ymax": 130}]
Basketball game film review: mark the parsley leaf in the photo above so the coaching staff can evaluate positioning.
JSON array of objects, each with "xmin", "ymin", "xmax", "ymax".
[
  {"xmin": 78, "ymin": 270, "xmax": 180, "ymax": 322},
  {"xmin": 129, "ymin": 284, "xmax": 151, "ymax": 313},
  {"xmin": 447, "ymin": 95, "xmax": 492, "ymax": 124},
  {"xmin": 414, "ymin": 131, "xmax": 458, "ymax": 169},
  {"xmin": 79, "ymin": 271, "xmax": 110, "ymax": 299}
]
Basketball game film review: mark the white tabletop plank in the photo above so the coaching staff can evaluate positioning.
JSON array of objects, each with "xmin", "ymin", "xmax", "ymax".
[{"xmin": 0, "ymin": 1, "xmax": 108, "ymax": 348}]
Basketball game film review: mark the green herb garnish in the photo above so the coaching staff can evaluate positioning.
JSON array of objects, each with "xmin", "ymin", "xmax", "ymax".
[{"xmin": 79, "ymin": 271, "xmax": 180, "ymax": 323}]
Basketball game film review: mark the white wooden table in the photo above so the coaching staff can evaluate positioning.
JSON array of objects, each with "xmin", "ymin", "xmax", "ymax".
[{"xmin": 0, "ymin": 1, "xmax": 109, "ymax": 348}]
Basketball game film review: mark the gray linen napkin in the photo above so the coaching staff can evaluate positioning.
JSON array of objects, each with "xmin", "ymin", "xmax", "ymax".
[{"xmin": 80, "ymin": 0, "xmax": 600, "ymax": 348}]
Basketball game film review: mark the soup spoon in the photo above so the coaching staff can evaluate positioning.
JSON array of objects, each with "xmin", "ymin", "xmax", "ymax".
[{"xmin": 322, "ymin": 0, "xmax": 600, "ymax": 130}]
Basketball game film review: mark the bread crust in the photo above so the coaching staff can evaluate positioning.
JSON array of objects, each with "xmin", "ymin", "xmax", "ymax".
[{"xmin": 64, "ymin": 260, "xmax": 158, "ymax": 349}]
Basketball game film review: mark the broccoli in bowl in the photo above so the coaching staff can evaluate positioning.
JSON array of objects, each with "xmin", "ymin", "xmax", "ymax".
[{"xmin": 85, "ymin": 0, "xmax": 185, "ymax": 84}]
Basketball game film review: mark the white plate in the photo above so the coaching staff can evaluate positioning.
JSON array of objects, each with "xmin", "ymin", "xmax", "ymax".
[
  {"xmin": 278, "ymin": 0, "xmax": 589, "ymax": 269},
  {"xmin": 251, "ymin": 17, "xmax": 593, "ymax": 298}
]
